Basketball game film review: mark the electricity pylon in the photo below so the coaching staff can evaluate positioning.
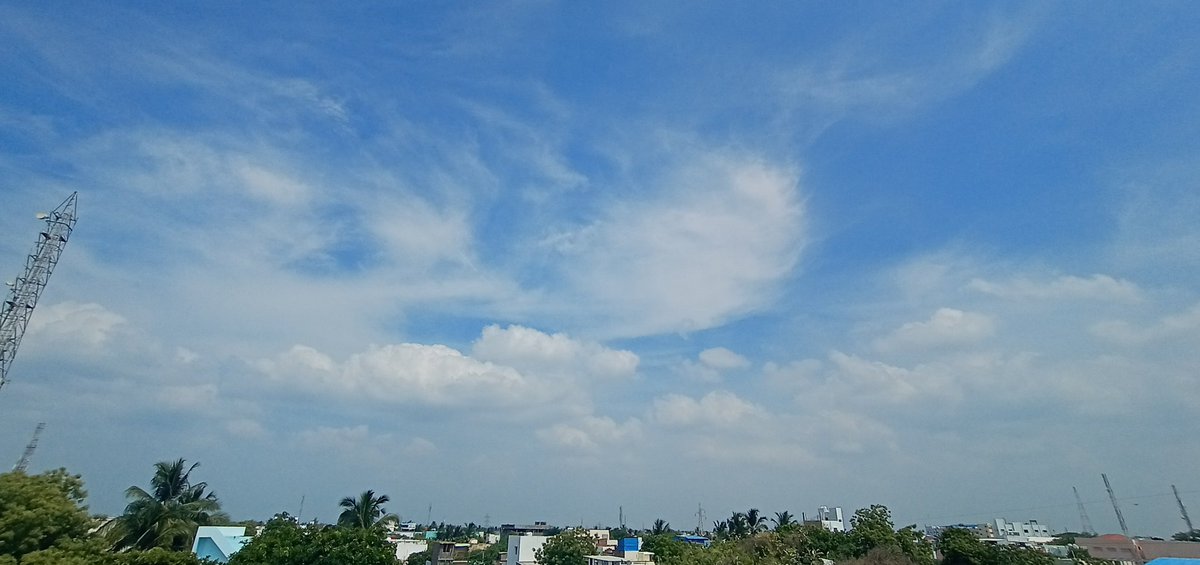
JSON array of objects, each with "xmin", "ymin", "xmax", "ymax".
[{"xmin": 0, "ymin": 192, "xmax": 78, "ymax": 392}]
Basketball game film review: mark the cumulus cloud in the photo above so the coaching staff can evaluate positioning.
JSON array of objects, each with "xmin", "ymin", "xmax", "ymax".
[
  {"xmin": 873, "ymin": 308, "xmax": 994, "ymax": 352},
  {"xmin": 1090, "ymin": 302, "xmax": 1200, "ymax": 345},
  {"xmin": 675, "ymin": 346, "xmax": 751, "ymax": 382},
  {"xmin": 259, "ymin": 342, "xmax": 536, "ymax": 407},
  {"xmin": 24, "ymin": 301, "xmax": 126, "ymax": 348},
  {"xmin": 651, "ymin": 390, "xmax": 765, "ymax": 428},
  {"xmin": 698, "ymin": 347, "xmax": 751, "ymax": 370},
  {"xmin": 967, "ymin": 274, "xmax": 1142, "ymax": 302},
  {"xmin": 536, "ymin": 416, "xmax": 642, "ymax": 451},
  {"xmin": 471, "ymin": 324, "xmax": 638, "ymax": 380},
  {"xmin": 553, "ymin": 154, "xmax": 806, "ymax": 337}
]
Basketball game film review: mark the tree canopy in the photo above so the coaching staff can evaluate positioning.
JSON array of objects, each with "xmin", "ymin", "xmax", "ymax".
[
  {"xmin": 0, "ymin": 470, "xmax": 91, "ymax": 561},
  {"xmin": 535, "ymin": 529, "xmax": 596, "ymax": 565},
  {"xmin": 107, "ymin": 459, "xmax": 227, "ymax": 551},
  {"xmin": 336, "ymin": 490, "xmax": 396, "ymax": 530},
  {"xmin": 228, "ymin": 518, "xmax": 396, "ymax": 565}
]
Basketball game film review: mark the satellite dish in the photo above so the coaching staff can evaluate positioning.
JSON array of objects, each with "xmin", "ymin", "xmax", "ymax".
[{"xmin": 35, "ymin": 212, "xmax": 49, "ymax": 220}]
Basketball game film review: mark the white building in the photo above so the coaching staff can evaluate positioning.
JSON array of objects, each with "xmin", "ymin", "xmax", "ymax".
[
  {"xmin": 507, "ymin": 534, "xmax": 549, "ymax": 565},
  {"xmin": 393, "ymin": 539, "xmax": 428, "ymax": 562},
  {"xmin": 815, "ymin": 506, "xmax": 845, "ymax": 533},
  {"xmin": 990, "ymin": 519, "xmax": 1051, "ymax": 539}
]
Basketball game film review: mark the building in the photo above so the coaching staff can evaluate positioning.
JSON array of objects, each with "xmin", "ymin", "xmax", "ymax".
[
  {"xmin": 391, "ymin": 539, "xmax": 428, "ymax": 562},
  {"xmin": 431, "ymin": 541, "xmax": 471, "ymax": 565},
  {"xmin": 588, "ymin": 529, "xmax": 618, "ymax": 554},
  {"xmin": 804, "ymin": 506, "xmax": 846, "ymax": 533},
  {"xmin": 192, "ymin": 526, "xmax": 251, "ymax": 563},
  {"xmin": 675, "ymin": 534, "xmax": 711, "ymax": 547},
  {"xmin": 989, "ymin": 519, "xmax": 1051, "ymax": 539},
  {"xmin": 1076, "ymin": 535, "xmax": 1200, "ymax": 565},
  {"xmin": 502, "ymin": 522, "xmax": 553, "ymax": 536},
  {"xmin": 507, "ymin": 534, "xmax": 549, "ymax": 565},
  {"xmin": 614, "ymin": 537, "xmax": 654, "ymax": 564}
]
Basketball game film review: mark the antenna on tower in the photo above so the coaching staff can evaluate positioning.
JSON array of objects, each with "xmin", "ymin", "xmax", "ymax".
[
  {"xmin": 1102, "ymin": 473, "xmax": 1129, "ymax": 537},
  {"xmin": 13, "ymin": 422, "xmax": 45, "ymax": 472},
  {"xmin": 695, "ymin": 503, "xmax": 706, "ymax": 534},
  {"xmin": 1174, "ymin": 484, "xmax": 1195, "ymax": 533},
  {"xmin": 1, "ymin": 192, "xmax": 78, "ymax": 392},
  {"xmin": 1074, "ymin": 486, "xmax": 1095, "ymax": 535}
]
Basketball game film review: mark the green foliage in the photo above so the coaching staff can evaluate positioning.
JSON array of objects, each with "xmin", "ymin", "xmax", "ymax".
[
  {"xmin": 336, "ymin": 490, "xmax": 396, "ymax": 530},
  {"xmin": 467, "ymin": 543, "xmax": 501, "ymax": 565},
  {"xmin": 228, "ymin": 518, "xmax": 395, "ymax": 565},
  {"xmin": 651, "ymin": 519, "xmax": 673, "ymax": 535},
  {"xmin": 19, "ymin": 538, "xmax": 209, "ymax": 565},
  {"xmin": 0, "ymin": 469, "xmax": 92, "ymax": 561},
  {"xmin": 938, "ymin": 527, "xmax": 1054, "ymax": 565},
  {"xmin": 107, "ymin": 459, "xmax": 226, "ymax": 552},
  {"xmin": 643, "ymin": 534, "xmax": 693, "ymax": 565},
  {"xmin": 773, "ymin": 511, "xmax": 797, "ymax": 532},
  {"xmin": 405, "ymin": 550, "xmax": 429, "ymax": 565},
  {"xmin": 535, "ymin": 529, "xmax": 595, "ymax": 565},
  {"xmin": 848, "ymin": 505, "xmax": 933, "ymax": 565}
]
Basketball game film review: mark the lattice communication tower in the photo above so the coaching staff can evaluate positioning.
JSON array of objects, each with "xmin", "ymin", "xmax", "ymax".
[{"xmin": 0, "ymin": 192, "xmax": 78, "ymax": 392}]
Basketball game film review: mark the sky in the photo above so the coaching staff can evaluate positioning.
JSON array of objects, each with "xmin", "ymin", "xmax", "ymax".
[{"xmin": 0, "ymin": 1, "xmax": 1198, "ymax": 538}]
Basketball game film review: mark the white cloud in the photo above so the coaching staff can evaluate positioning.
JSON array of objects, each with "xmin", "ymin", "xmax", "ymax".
[
  {"xmin": 1090, "ymin": 302, "xmax": 1200, "ymax": 345},
  {"xmin": 651, "ymin": 390, "xmax": 765, "ymax": 428},
  {"xmin": 698, "ymin": 347, "xmax": 750, "ymax": 370},
  {"xmin": 536, "ymin": 416, "xmax": 642, "ymax": 451},
  {"xmin": 471, "ymin": 324, "xmax": 638, "ymax": 380},
  {"xmin": 967, "ymin": 274, "xmax": 1142, "ymax": 302},
  {"xmin": 553, "ymin": 154, "xmax": 806, "ymax": 337},
  {"xmin": 25, "ymin": 301, "xmax": 126, "ymax": 348},
  {"xmin": 260, "ymin": 342, "xmax": 536, "ymax": 408},
  {"xmin": 873, "ymin": 308, "xmax": 994, "ymax": 352}
]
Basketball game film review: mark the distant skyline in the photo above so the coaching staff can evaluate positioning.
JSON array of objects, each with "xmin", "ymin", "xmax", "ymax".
[{"xmin": 1, "ymin": 2, "xmax": 1198, "ymax": 537}]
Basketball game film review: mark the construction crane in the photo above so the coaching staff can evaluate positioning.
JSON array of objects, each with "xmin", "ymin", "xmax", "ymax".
[
  {"xmin": 1074, "ymin": 486, "xmax": 1095, "ymax": 535},
  {"xmin": 12, "ymin": 422, "xmax": 45, "ymax": 472},
  {"xmin": 1174, "ymin": 484, "xmax": 1195, "ymax": 533},
  {"xmin": 0, "ymin": 192, "xmax": 77, "ymax": 392},
  {"xmin": 1102, "ymin": 473, "xmax": 1130, "ymax": 537}
]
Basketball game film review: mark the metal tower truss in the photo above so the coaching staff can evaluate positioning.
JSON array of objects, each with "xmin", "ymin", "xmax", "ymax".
[
  {"xmin": 13, "ymin": 422, "xmax": 45, "ymax": 472},
  {"xmin": 0, "ymin": 192, "xmax": 77, "ymax": 391}
]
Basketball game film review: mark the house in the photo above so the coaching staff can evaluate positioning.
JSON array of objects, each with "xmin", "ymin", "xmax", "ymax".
[
  {"xmin": 803, "ymin": 507, "xmax": 846, "ymax": 533},
  {"xmin": 507, "ymin": 534, "xmax": 549, "ymax": 565},
  {"xmin": 192, "ymin": 526, "xmax": 251, "ymax": 563},
  {"xmin": 431, "ymin": 541, "xmax": 471, "ymax": 565}
]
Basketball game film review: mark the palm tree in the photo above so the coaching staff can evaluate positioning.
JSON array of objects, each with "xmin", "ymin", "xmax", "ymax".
[
  {"xmin": 337, "ymin": 489, "xmax": 397, "ymax": 529},
  {"xmin": 728, "ymin": 512, "xmax": 750, "ymax": 538},
  {"xmin": 772, "ymin": 511, "xmax": 796, "ymax": 531},
  {"xmin": 108, "ymin": 458, "xmax": 226, "ymax": 551},
  {"xmin": 651, "ymin": 519, "xmax": 672, "ymax": 535},
  {"xmin": 745, "ymin": 508, "xmax": 768, "ymax": 533}
]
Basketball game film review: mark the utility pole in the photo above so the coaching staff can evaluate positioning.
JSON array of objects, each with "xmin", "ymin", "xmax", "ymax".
[
  {"xmin": 12, "ymin": 422, "xmax": 44, "ymax": 472},
  {"xmin": 1, "ymin": 192, "xmax": 78, "ymax": 392},
  {"xmin": 1174, "ymin": 485, "xmax": 1195, "ymax": 533},
  {"xmin": 1074, "ymin": 486, "xmax": 1095, "ymax": 535},
  {"xmin": 1102, "ymin": 473, "xmax": 1129, "ymax": 537}
]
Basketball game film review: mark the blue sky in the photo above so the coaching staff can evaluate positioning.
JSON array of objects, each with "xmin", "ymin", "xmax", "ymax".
[{"xmin": 1, "ymin": 2, "xmax": 1198, "ymax": 537}]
